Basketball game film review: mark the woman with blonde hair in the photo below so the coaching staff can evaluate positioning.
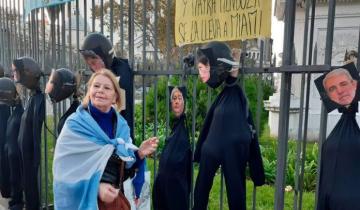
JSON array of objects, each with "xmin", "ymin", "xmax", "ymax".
[{"xmin": 53, "ymin": 69, "xmax": 158, "ymax": 210}]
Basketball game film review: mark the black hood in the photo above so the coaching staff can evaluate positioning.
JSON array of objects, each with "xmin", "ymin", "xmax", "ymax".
[
  {"xmin": 13, "ymin": 57, "xmax": 43, "ymax": 90},
  {"xmin": 80, "ymin": 32, "xmax": 114, "ymax": 69},
  {"xmin": 197, "ymin": 41, "xmax": 234, "ymax": 88}
]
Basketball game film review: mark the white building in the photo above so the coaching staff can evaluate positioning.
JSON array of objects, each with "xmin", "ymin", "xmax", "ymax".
[{"xmin": 266, "ymin": 0, "xmax": 360, "ymax": 140}]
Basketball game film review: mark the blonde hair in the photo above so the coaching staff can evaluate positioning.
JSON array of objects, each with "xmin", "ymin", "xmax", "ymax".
[{"xmin": 82, "ymin": 69, "xmax": 123, "ymax": 112}]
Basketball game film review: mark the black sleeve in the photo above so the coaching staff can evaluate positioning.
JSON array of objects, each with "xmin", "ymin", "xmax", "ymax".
[
  {"xmin": 112, "ymin": 58, "xmax": 134, "ymax": 140},
  {"xmin": 247, "ymin": 109, "xmax": 265, "ymax": 186},
  {"xmin": 194, "ymin": 102, "xmax": 216, "ymax": 162}
]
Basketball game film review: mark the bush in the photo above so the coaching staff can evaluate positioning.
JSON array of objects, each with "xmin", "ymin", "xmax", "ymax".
[
  {"xmin": 259, "ymin": 129, "xmax": 319, "ymax": 191},
  {"xmin": 142, "ymin": 74, "xmax": 274, "ymax": 135}
]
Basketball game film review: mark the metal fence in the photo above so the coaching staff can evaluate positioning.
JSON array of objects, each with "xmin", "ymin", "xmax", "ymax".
[{"xmin": 0, "ymin": 0, "xmax": 359, "ymax": 210}]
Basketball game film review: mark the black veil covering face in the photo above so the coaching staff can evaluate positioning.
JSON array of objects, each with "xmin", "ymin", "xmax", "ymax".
[
  {"xmin": 152, "ymin": 86, "xmax": 192, "ymax": 210},
  {"xmin": 45, "ymin": 68, "xmax": 80, "ymax": 134},
  {"xmin": 197, "ymin": 41, "xmax": 234, "ymax": 89},
  {"xmin": 12, "ymin": 57, "xmax": 45, "ymax": 210},
  {"xmin": 193, "ymin": 41, "xmax": 264, "ymax": 210},
  {"xmin": 0, "ymin": 78, "xmax": 24, "ymax": 209},
  {"xmin": 315, "ymin": 62, "xmax": 359, "ymax": 112},
  {"xmin": 316, "ymin": 63, "xmax": 360, "ymax": 210},
  {"xmin": 0, "ymin": 77, "xmax": 11, "ymax": 198}
]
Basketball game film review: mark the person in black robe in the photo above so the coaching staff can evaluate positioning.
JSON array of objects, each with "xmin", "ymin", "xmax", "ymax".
[
  {"xmin": 315, "ymin": 63, "xmax": 360, "ymax": 210},
  {"xmin": 152, "ymin": 86, "xmax": 192, "ymax": 210},
  {"xmin": 0, "ymin": 77, "xmax": 24, "ymax": 210},
  {"xmin": 45, "ymin": 68, "xmax": 79, "ymax": 134},
  {"xmin": 0, "ymin": 64, "xmax": 11, "ymax": 198},
  {"xmin": 193, "ymin": 41, "xmax": 265, "ymax": 210},
  {"xmin": 12, "ymin": 57, "xmax": 45, "ymax": 210},
  {"xmin": 80, "ymin": 32, "xmax": 134, "ymax": 139}
]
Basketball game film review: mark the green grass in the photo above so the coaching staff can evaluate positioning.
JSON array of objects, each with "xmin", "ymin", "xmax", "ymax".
[
  {"xmin": 147, "ymin": 160, "xmax": 315, "ymax": 210},
  {"xmin": 41, "ymin": 119, "xmax": 315, "ymax": 209}
]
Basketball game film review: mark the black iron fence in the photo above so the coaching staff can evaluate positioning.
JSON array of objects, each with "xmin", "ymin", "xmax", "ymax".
[{"xmin": 0, "ymin": 0, "xmax": 360, "ymax": 210}]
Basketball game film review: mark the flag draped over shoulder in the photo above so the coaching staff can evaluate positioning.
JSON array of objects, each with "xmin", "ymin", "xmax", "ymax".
[{"xmin": 53, "ymin": 105, "xmax": 137, "ymax": 210}]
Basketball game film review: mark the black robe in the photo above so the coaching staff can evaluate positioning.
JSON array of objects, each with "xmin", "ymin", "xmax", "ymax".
[
  {"xmin": 57, "ymin": 99, "xmax": 80, "ymax": 134},
  {"xmin": 5, "ymin": 104, "xmax": 24, "ymax": 209},
  {"xmin": 0, "ymin": 104, "xmax": 11, "ymax": 197},
  {"xmin": 193, "ymin": 77, "xmax": 264, "ymax": 210},
  {"xmin": 17, "ymin": 90, "xmax": 45, "ymax": 210},
  {"xmin": 317, "ymin": 103, "xmax": 360, "ymax": 210},
  {"xmin": 153, "ymin": 114, "xmax": 192, "ymax": 210},
  {"xmin": 111, "ymin": 57, "xmax": 134, "ymax": 139}
]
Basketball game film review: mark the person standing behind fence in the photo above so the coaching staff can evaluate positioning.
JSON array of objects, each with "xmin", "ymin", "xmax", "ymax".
[
  {"xmin": 80, "ymin": 33, "xmax": 134, "ymax": 139},
  {"xmin": 53, "ymin": 69, "xmax": 158, "ymax": 210},
  {"xmin": 152, "ymin": 86, "xmax": 192, "ymax": 210},
  {"xmin": 193, "ymin": 41, "xmax": 265, "ymax": 210},
  {"xmin": 11, "ymin": 57, "xmax": 45, "ymax": 210}
]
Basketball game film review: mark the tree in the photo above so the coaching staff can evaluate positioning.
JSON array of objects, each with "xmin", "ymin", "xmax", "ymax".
[{"xmin": 92, "ymin": 0, "xmax": 175, "ymax": 55}]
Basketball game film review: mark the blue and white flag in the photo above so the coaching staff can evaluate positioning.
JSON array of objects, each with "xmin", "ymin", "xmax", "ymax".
[
  {"xmin": 53, "ymin": 105, "xmax": 138, "ymax": 210},
  {"xmin": 24, "ymin": 0, "xmax": 74, "ymax": 16}
]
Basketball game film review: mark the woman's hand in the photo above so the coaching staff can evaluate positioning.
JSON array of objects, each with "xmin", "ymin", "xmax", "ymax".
[
  {"xmin": 138, "ymin": 137, "xmax": 159, "ymax": 159},
  {"xmin": 98, "ymin": 183, "xmax": 119, "ymax": 203}
]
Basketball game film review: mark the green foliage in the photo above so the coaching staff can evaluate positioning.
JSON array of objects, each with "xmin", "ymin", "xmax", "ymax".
[
  {"xmin": 259, "ymin": 128, "xmax": 319, "ymax": 192},
  {"xmin": 141, "ymin": 74, "xmax": 275, "ymax": 138}
]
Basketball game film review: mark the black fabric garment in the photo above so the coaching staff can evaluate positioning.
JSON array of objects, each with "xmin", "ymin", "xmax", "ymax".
[
  {"xmin": 57, "ymin": 99, "xmax": 80, "ymax": 134},
  {"xmin": 111, "ymin": 57, "xmax": 134, "ymax": 139},
  {"xmin": 317, "ymin": 103, "xmax": 360, "ymax": 210},
  {"xmin": 4, "ymin": 104, "xmax": 24, "ymax": 209},
  {"xmin": 17, "ymin": 90, "xmax": 45, "ymax": 210},
  {"xmin": 193, "ymin": 77, "xmax": 265, "ymax": 210},
  {"xmin": 0, "ymin": 104, "xmax": 11, "ymax": 197},
  {"xmin": 153, "ymin": 114, "xmax": 192, "ymax": 210}
]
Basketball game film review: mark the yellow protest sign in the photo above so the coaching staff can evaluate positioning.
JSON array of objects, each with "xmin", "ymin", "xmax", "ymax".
[{"xmin": 175, "ymin": 0, "xmax": 272, "ymax": 46}]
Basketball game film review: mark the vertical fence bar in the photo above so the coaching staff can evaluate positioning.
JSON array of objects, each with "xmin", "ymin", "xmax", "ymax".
[
  {"xmin": 92, "ymin": 0, "xmax": 95, "ymax": 32},
  {"xmin": 153, "ymin": 75, "xmax": 158, "ymax": 177},
  {"xmin": 119, "ymin": 0, "xmax": 124, "ymax": 55},
  {"xmin": 294, "ymin": 0, "xmax": 311, "ymax": 209},
  {"xmin": 128, "ymin": 0, "xmax": 134, "ymax": 66},
  {"xmin": 142, "ymin": 0, "xmax": 147, "ymax": 71},
  {"xmin": 109, "ymin": 0, "xmax": 113, "ymax": 43},
  {"xmin": 83, "ymin": 0, "xmax": 87, "ymax": 36},
  {"xmin": 253, "ymin": 40, "xmax": 264, "ymax": 210},
  {"xmin": 0, "ymin": 0, "xmax": 3, "ymax": 64},
  {"xmin": 100, "ymin": 0, "xmax": 103, "ymax": 34},
  {"xmin": 315, "ymin": 0, "xmax": 336, "ymax": 208},
  {"xmin": 6, "ymin": 0, "xmax": 11, "ymax": 66},
  {"xmin": 61, "ymin": 4, "xmax": 66, "ymax": 67},
  {"xmin": 76, "ymin": 0, "xmax": 80, "ymax": 69},
  {"xmin": 299, "ymin": 1, "xmax": 317, "ymax": 209},
  {"xmin": 18, "ymin": 0, "xmax": 22, "ymax": 57},
  {"xmin": 12, "ymin": 0, "xmax": 18, "ymax": 59},
  {"xmin": 190, "ymin": 76, "xmax": 197, "ymax": 209},
  {"xmin": 357, "ymin": 26, "xmax": 360, "ymax": 71},
  {"xmin": 67, "ymin": 2, "xmax": 72, "ymax": 69},
  {"xmin": 274, "ymin": 0, "xmax": 296, "ymax": 209}
]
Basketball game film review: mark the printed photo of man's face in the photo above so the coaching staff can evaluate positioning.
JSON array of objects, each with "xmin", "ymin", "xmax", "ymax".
[
  {"xmin": 315, "ymin": 62, "xmax": 359, "ymax": 112},
  {"xmin": 323, "ymin": 68, "xmax": 358, "ymax": 107}
]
